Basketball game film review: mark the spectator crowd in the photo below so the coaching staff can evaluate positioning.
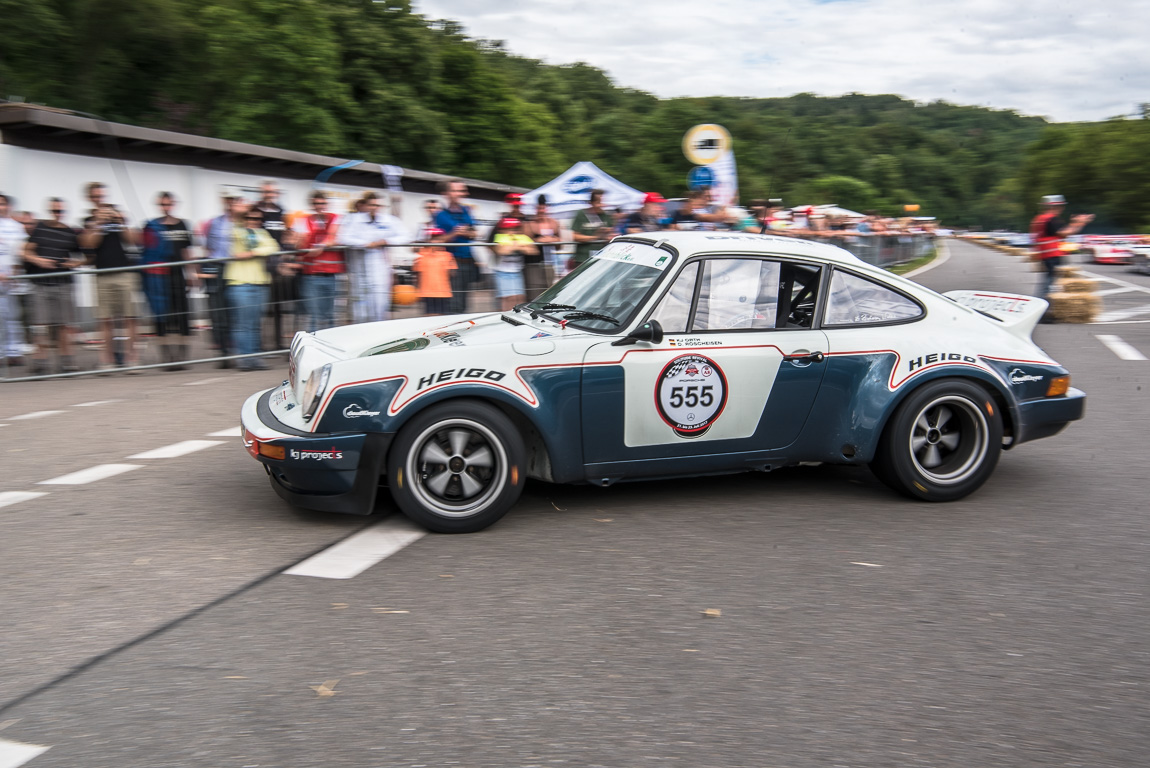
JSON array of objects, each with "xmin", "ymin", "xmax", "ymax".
[{"xmin": 0, "ymin": 180, "xmax": 936, "ymax": 376}]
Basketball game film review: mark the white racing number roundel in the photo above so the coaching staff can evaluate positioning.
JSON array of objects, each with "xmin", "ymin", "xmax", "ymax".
[{"xmin": 655, "ymin": 354, "xmax": 728, "ymax": 438}]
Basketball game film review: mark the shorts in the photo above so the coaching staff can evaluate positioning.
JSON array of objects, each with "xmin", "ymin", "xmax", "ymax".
[
  {"xmin": 33, "ymin": 283, "xmax": 75, "ymax": 330},
  {"xmin": 422, "ymin": 296, "xmax": 451, "ymax": 315},
  {"xmin": 94, "ymin": 272, "xmax": 138, "ymax": 320},
  {"xmin": 493, "ymin": 270, "xmax": 525, "ymax": 298}
]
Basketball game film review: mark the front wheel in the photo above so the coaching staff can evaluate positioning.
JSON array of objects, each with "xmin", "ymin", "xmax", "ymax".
[
  {"xmin": 387, "ymin": 401, "xmax": 526, "ymax": 533},
  {"xmin": 870, "ymin": 379, "xmax": 1003, "ymax": 502}
]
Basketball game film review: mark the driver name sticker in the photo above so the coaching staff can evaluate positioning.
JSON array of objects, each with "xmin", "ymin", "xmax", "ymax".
[{"xmin": 655, "ymin": 354, "xmax": 728, "ymax": 438}]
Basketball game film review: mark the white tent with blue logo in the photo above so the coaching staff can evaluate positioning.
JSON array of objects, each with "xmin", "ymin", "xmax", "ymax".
[{"xmin": 520, "ymin": 161, "xmax": 645, "ymax": 217}]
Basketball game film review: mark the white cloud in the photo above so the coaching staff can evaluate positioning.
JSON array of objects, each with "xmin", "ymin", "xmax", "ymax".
[{"xmin": 414, "ymin": 0, "xmax": 1149, "ymax": 122}]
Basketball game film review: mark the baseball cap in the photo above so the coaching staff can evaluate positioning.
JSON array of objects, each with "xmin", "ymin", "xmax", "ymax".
[
  {"xmin": 1042, "ymin": 194, "xmax": 1067, "ymax": 205},
  {"xmin": 505, "ymin": 193, "xmax": 523, "ymax": 206},
  {"xmin": 643, "ymin": 192, "xmax": 667, "ymax": 204}
]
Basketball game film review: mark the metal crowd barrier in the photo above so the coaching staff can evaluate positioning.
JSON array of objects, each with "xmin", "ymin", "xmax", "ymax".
[{"xmin": 1, "ymin": 232, "xmax": 934, "ymax": 382}]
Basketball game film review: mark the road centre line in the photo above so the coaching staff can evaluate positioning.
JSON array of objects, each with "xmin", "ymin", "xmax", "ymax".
[
  {"xmin": 38, "ymin": 464, "xmax": 142, "ymax": 486},
  {"xmin": 207, "ymin": 426, "xmax": 242, "ymax": 437},
  {"xmin": 1094, "ymin": 335, "xmax": 1149, "ymax": 361},
  {"xmin": 184, "ymin": 377, "xmax": 225, "ymax": 387},
  {"xmin": 71, "ymin": 400, "xmax": 121, "ymax": 407},
  {"xmin": 128, "ymin": 440, "xmax": 225, "ymax": 460},
  {"xmin": 283, "ymin": 518, "xmax": 427, "ymax": 579},
  {"xmin": 0, "ymin": 492, "xmax": 49, "ymax": 510},
  {"xmin": 6, "ymin": 411, "xmax": 64, "ymax": 422},
  {"xmin": 0, "ymin": 738, "xmax": 50, "ymax": 768}
]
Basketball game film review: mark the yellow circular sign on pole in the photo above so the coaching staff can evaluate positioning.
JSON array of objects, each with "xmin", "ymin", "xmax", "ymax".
[{"xmin": 683, "ymin": 124, "xmax": 732, "ymax": 165}]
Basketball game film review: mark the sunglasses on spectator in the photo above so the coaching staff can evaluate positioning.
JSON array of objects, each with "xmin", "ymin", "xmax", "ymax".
[
  {"xmin": 51, "ymin": 209, "xmax": 66, "ymax": 215},
  {"xmin": 245, "ymin": 216, "xmax": 262, "ymax": 222}
]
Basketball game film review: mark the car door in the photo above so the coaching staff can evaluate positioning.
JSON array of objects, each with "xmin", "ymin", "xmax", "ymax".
[{"xmin": 581, "ymin": 255, "xmax": 829, "ymax": 469}]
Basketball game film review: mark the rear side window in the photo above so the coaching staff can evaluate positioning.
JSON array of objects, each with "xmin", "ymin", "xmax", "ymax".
[{"xmin": 824, "ymin": 270, "xmax": 923, "ymax": 327}]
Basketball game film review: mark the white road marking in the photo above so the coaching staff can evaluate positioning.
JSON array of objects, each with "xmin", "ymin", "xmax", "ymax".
[
  {"xmin": 0, "ymin": 737, "xmax": 50, "ymax": 768},
  {"xmin": 1095, "ymin": 286, "xmax": 1139, "ymax": 298},
  {"xmin": 38, "ymin": 464, "xmax": 143, "ymax": 486},
  {"xmin": 0, "ymin": 492, "xmax": 49, "ymax": 510},
  {"xmin": 207, "ymin": 426, "xmax": 242, "ymax": 437},
  {"xmin": 850, "ymin": 562, "xmax": 884, "ymax": 567},
  {"xmin": 6, "ymin": 411, "xmax": 64, "ymax": 421},
  {"xmin": 284, "ymin": 518, "xmax": 427, "ymax": 580},
  {"xmin": 71, "ymin": 400, "xmax": 121, "ymax": 407},
  {"xmin": 902, "ymin": 239, "xmax": 950, "ymax": 278},
  {"xmin": 1095, "ymin": 335, "xmax": 1149, "ymax": 361},
  {"xmin": 1094, "ymin": 303, "xmax": 1150, "ymax": 323},
  {"xmin": 184, "ymin": 377, "xmax": 225, "ymax": 387},
  {"xmin": 128, "ymin": 440, "xmax": 225, "ymax": 460},
  {"xmin": 1079, "ymin": 270, "xmax": 1150, "ymax": 295}
]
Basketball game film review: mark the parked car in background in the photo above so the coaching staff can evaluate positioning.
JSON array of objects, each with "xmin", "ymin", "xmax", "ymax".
[{"xmin": 1082, "ymin": 235, "xmax": 1136, "ymax": 265}]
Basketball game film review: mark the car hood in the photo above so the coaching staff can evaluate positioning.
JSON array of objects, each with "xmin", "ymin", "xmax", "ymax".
[{"xmin": 306, "ymin": 311, "xmax": 597, "ymax": 360}]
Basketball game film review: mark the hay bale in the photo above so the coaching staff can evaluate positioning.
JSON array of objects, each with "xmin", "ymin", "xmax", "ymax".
[
  {"xmin": 1054, "ymin": 264, "xmax": 1080, "ymax": 278},
  {"xmin": 1058, "ymin": 277, "xmax": 1098, "ymax": 294},
  {"xmin": 1047, "ymin": 292, "xmax": 1100, "ymax": 323}
]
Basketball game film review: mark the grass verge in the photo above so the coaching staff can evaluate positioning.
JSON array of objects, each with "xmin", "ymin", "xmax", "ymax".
[{"xmin": 886, "ymin": 247, "xmax": 937, "ymax": 275}]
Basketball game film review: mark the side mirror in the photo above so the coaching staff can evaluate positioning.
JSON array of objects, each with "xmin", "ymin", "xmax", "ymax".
[{"xmin": 612, "ymin": 319, "xmax": 664, "ymax": 346}]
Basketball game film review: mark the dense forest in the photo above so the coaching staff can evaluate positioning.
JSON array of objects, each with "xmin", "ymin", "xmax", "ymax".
[{"xmin": 2, "ymin": 0, "xmax": 1148, "ymax": 230}]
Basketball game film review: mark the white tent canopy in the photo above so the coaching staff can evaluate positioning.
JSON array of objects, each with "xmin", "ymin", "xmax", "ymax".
[
  {"xmin": 521, "ymin": 161, "xmax": 645, "ymax": 217},
  {"xmin": 809, "ymin": 204, "xmax": 865, "ymax": 218}
]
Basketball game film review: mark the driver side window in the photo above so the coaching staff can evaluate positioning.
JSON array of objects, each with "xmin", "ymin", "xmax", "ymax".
[
  {"xmin": 649, "ymin": 257, "xmax": 825, "ymax": 332},
  {"xmin": 693, "ymin": 259, "xmax": 781, "ymax": 331}
]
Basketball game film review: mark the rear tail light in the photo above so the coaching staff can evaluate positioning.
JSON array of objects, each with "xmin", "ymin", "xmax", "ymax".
[{"xmin": 1046, "ymin": 375, "xmax": 1070, "ymax": 397}]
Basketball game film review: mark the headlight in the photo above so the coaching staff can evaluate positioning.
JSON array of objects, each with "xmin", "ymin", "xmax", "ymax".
[{"xmin": 302, "ymin": 363, "xmax": 332, "ymax": 422}]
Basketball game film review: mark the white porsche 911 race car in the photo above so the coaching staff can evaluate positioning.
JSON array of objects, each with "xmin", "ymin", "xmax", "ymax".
[{"xmin": 241, "ymin": 232, "xmax": 1085, "ymax": 533}]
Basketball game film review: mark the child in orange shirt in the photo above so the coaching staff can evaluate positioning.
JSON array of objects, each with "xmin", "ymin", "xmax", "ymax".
[{"xmin": 414, "ymin": 228, "xmax": 457, "ymax": 316}]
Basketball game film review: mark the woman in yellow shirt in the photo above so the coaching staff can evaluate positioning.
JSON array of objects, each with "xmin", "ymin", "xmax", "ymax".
[
  {"xmin": 492, "ymin": 217, "xmax": 538, "ymax": 311},
  {"xmin": 226, "ymin": 206, "xmax": 279, "ymax": 370}
]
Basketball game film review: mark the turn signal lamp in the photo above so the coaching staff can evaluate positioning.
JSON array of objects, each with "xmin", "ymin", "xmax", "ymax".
[
  {"xmin": 1046, "ymin": 375, "xmax": 1070, "ymax": 397},
  {"xmin": 259, "ymin": 443, "xmax": 286, "ymax": 460}
]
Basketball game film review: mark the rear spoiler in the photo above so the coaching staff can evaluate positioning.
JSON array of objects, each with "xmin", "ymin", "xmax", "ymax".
[{"xmin": 943, "ymin": 290, "xmax": 1048, "ymax": 341}]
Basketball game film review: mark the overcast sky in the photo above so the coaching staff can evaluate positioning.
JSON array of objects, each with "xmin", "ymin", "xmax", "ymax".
[{"xmin": 414, "ymin": 0, "xmax": 1147, "ymax": 123}]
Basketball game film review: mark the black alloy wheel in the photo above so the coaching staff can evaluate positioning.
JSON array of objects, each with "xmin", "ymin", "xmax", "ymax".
[
  {"xmin": 870, "ymin": 379, "xmax": 1003, "ymax": 502},
  {"xmin": 388, "ymin": 400, "xmax": 526, "ymax": 533}
]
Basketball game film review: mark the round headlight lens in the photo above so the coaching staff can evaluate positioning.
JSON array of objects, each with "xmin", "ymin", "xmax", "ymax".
[{"xmin": 302, "ymin": 363, "xmax": 332, "ymax": 422}]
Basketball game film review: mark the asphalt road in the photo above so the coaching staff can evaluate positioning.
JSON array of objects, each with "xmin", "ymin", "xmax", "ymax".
[{"xmin": 0, "ymin": 239, "xmax": 1147, "ymax": 768}]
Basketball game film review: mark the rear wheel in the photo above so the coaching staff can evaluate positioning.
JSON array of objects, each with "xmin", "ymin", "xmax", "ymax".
[
  {"xmin": 870, "ymin": 379, "xmax": 1003, "ymax": 502},
  {"xmin": 387, "ymin": 401, "xmax": 525, "ymax": 533}
]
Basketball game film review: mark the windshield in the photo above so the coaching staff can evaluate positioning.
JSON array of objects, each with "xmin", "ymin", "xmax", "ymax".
[{"xmin": 527, "ymin": 240, "xmax": 675, "ymax": 332}]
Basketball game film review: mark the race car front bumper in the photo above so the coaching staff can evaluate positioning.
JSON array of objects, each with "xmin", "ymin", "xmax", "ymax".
[
  {"xmin": 1015, "ymin": 387, "xmax": 1086, "ymax": 445},
  {"xmin": 240, "ymin": 389, "xmax": 393, "ymax": 515}
]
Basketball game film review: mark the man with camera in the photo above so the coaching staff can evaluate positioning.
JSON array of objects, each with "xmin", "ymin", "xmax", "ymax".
[{"xmin": 80, "ymin": 182, "xmax": 141, "ymax": 370}]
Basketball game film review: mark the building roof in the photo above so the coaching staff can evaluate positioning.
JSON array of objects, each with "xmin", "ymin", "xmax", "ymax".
[{"xmin": 0, "ymin": 103, "xmax": 526, "ymax": 201}]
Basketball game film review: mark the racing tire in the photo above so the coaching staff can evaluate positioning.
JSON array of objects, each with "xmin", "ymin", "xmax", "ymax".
[
  {"xmin": 387, "ymin": 401, "xmax": 526, "ymax": 533},
  {"xmin": 870, "ymin": 379, "xmax": 1003, "ymax": 502}
]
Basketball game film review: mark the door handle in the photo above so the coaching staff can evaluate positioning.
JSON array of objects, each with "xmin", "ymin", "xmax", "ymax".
[{"xmin": 784, "ymin": 350, "xmax": 825, "ymax": 365}]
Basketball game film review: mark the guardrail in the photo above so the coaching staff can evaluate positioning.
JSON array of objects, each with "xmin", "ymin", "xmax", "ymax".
[{"xmin": 1, "ymin": 232, "xmax": 934, "ymax": 381}]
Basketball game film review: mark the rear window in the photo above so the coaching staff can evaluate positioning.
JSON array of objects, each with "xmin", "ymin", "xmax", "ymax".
[{"xmin": 823, "ymin": 270, "xmax": 923, "ymax": 327}]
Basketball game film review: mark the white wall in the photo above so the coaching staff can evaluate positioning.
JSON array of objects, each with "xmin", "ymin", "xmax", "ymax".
[{"xmin": 0, "ymin": 142, "xmax": 506, "ymax": 237}]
